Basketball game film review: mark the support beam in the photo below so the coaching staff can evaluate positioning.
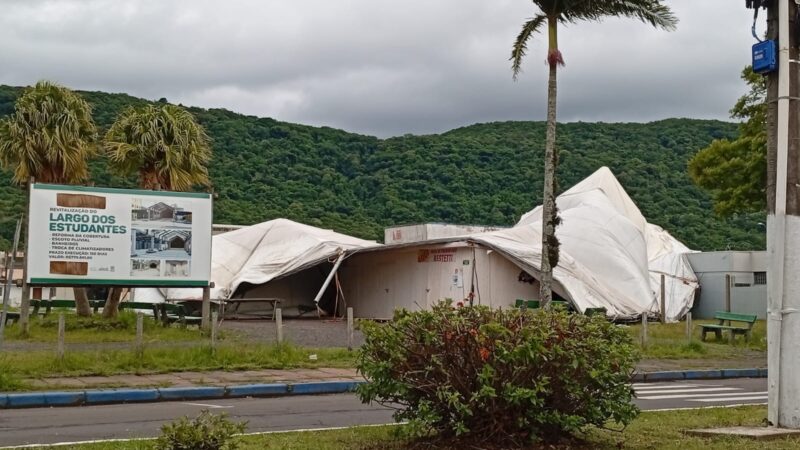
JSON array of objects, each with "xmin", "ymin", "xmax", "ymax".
[{"xmin": 313, "ymin": 250, "xmax": 345, "ymax": 306}]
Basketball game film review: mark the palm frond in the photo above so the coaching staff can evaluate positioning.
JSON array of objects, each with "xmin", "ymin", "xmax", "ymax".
[
  {"xmin": 511, "ymin": 15, "xmax": 547, "ymax": 80},
  {"xmin": 560, "ymin": 0, "xmax": 677, "ymax": 30},
  {"xmin": 104, "ymin": 104, "xmax": 212, "ymax": 191}
]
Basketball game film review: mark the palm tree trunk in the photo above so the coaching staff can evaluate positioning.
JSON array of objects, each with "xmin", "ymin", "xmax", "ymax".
[
  {"xmin": 540, "ymin": 19, "xmax": 561, "ymax": 306},
  {"xmin": 102, "ymin": 288, "xmax": 124, "ymax": 319},
  {"xmin": 73, "ymin": 287, "xmax": 92, "ymax": 317}
]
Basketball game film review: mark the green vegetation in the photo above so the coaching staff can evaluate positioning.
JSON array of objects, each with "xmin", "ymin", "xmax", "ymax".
[
  {"xmin": 3, "ymin": 312, "xmax": 205, "ymax": 343},
  {"xmin": 19, "ymin": 406, "xmax": 800, "ymax": 449},
  {"xmin": 358, "ymin": 305, "xmax": 638, "ymax": 445},
  {"xmin": 0, "ymin": 343, "xmax": 355, "ymax": 391},
  {"xmin": 627, "ymin": 319, "xmax": 767, "ymax": 359},
  {"xmin": 689, "ymin": 67, "xmax": 766, "ymax": 216},
  {"xmin": 0, "ymin": 85, "xmax": 764, "ymax": 252},
  {"xmin": 155, "ymin": 410, "xmax": 247, "ymax": 450}
]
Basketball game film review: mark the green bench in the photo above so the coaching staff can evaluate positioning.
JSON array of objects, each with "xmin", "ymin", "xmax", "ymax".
[
  {"xmin": 161, "ymin": 303, "xmax": 202, "ymax": 328},
  {"xmin": 585, "ymin": 307, "xmax": 607, "ymax": 317},
  {"xmin": 699, "ymin": 312, "xmax": 758, "ymax": 343},
  {"xmin": 31, "ymin": 299, "xmax": 106, "ymax": 315},
  {"xmin": 514, "ymin": 299, "xmax": 540, "ymax": 309},
  {"xmin": 3, "ymin": 311, "xmax": 20, "ymax": 325}
]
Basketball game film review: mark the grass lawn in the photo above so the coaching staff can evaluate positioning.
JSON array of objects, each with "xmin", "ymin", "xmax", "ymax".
[
  {"xmin": 625, "ymin": 319, "xmax": 766, "ymax": 359},
  {"xmin": 2, "ymin": 312, "xmax": 207, "ymax": 343},
  {"xmin": 17, "ymin": 406, "xmax": 800, "ymax": 449}
]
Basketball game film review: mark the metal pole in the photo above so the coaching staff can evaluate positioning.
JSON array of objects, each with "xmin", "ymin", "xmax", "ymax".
[
  {"xmin": 56, "ymin": 313, "xmax": 65, "ymax": 361},
  {"xmin": 660, "ymin": 274, "xmax": 666, "ymax": 323},
  {"xmin": 275, "ymin": 308, "xmax": 283, "ymax": 344},
  {"xmin": 347, "ymin": 307, "xmax": 354, "ymax": 351},
  {"xmin": 19, "ymin": 178, "xmax": 33, "ymax": 334},
  {"xmin": 313, "ymin": 250, "xmax": 345, "ymax": 305}
]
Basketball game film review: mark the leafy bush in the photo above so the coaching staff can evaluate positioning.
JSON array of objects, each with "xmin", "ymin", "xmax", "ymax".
[
  {"xmin": 357, "ymin": 303, "xmax": 639, "ymax": 446},
  {"xmin": 154, "ymin": 410, "xmax": 247, "ymax": 450}
]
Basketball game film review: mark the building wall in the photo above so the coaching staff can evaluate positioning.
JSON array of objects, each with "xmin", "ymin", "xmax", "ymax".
[
  {"xmin": 341, "ymin": 243, "xmax": 538, "ymax": 319},
  {"xmin": 687, "ymin": 251, "xmax": 767, "ymax": 319},
  {"xmin": 235, "ymin": 265, "xmax": 330, "ymax": 316}
]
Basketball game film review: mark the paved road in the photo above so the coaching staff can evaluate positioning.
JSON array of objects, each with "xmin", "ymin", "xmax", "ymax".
[{"xmin": 0, "ymin": 378, "xmax": 767, "ymax": 448}]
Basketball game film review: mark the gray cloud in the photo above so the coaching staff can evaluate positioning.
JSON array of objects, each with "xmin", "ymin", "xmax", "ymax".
[{"xmin": 0, "ymin": 0, "xmax": 759, "ymax": 137}]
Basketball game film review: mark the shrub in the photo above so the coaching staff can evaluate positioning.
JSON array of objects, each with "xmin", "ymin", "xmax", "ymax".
[
  {"xmin": 154, "ymin": 410, "xmax": 247, "ymax": 450},
  {"xmin": 357, "ymin": 302, "xmax": 639, "ymax": 446}
]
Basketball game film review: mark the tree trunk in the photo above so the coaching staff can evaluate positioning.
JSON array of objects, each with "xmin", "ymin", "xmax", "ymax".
[
  {"xmin": 73, "ymin": 287, "xmax": 92, "ymax": 317},
  {"xmin": 539, "ymin": 19, "xmax": 561, "ymax": 306},
  {"xmin": 102, "ymin": 288, "xmax": 124, "ymax": 319}
]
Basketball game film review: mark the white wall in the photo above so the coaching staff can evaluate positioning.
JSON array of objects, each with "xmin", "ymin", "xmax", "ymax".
[{"xmin": 341, "ymin": 243, "xmax": 538, "ymax": 319}]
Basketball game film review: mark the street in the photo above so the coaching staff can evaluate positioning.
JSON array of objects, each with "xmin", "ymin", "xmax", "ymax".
[{"xmin": 0, "ymin": 378, "xmax": 767, "ymax": 448}]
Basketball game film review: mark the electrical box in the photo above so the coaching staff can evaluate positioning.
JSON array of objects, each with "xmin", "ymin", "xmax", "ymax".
[{"xmin": 753, "ymin": 40, "xmax": 777, "ymax": 74}]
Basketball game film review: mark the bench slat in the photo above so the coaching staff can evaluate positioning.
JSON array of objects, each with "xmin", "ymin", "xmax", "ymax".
[{"xmin": 714, "ymin": 312, "xmax": 757, "ymax": 323}]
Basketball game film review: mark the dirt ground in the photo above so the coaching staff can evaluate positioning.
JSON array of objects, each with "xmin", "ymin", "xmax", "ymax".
[{"xmin": 221, "ymin": 318, "xmax": 366, "ymax": 348}]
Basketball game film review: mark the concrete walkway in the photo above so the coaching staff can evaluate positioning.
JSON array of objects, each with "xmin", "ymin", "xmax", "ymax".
[{"xmin": 25, "ymin": 367, "xmax": 361, "ymax": 391}]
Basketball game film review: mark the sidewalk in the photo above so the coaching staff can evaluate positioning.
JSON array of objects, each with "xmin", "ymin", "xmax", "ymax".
[{"xmin": 24, "ymin": 367, "xmax": 362, "ymax": 391}]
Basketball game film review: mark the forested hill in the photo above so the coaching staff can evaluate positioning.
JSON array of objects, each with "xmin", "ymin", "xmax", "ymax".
[{"xmin": 0, "ymin": 85, "xmax": 764, "ymax": 251}]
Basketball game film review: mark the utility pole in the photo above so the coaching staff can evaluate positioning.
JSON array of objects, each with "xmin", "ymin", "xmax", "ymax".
[{"xmin": 766, "ymin": 0, "xmax": 800, "ymax": 429}]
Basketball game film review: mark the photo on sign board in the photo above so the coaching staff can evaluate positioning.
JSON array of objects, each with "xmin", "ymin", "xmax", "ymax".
[
  {"xmin": 130, "ymin": 259, "xmax": 161, "ymax": 277},
  {"xmin": 164, "ymin": 260, "xmax": 190, "ymax": 277},
  {"xmin": 130, "ymin": 198, "xmax": 192, "ymax": 229},
  {"xmin": 130, "ymin": 228, "xmax": 192, "ymax": 260}
]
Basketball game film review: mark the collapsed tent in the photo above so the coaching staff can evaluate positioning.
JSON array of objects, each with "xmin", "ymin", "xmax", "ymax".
[
  {"xmin": 137, "ymin": 167, "xmax": 697, "ymax": 322},
  {"xmin": 486, "ymin": 166, "xmax": 698, "ymax": 321},
  {"xmin": 135, "ymin": 219, "xmax": 380, "ymax": 314},
  {"xmin": 342, "ymin": 167, "xmax": 696, "ymax": 321}
]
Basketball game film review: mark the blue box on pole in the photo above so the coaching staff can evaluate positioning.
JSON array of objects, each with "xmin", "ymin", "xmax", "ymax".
[{"xmin": 753, "ymin": 40, "xmax": 777, "ymax": 74}]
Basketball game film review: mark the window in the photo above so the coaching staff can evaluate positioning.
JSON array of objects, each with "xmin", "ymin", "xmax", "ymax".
[{"xmin": 754, "ymin": 272, "xmax": 767, "ymax": 285}]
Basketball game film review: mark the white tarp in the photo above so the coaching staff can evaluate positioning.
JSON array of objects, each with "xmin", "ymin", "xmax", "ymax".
[
  {"xmin": 135, "ymin": 218, "xmax": 379, "ymax": 302},
  {"xmin": 136, "ymin": 167, "xmax": 697, "ymax": 321},
  {"xmin": 487, "ymin": 166, "xmax": 698, "ymax": 321}
]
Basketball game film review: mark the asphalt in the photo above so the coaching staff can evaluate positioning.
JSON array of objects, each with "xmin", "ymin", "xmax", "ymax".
[{"xmin": 0, "ymin": 378, "xmax": 769, "ymax": 448}]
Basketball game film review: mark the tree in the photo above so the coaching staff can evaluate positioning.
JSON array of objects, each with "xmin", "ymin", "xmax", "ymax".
[
  {"xmin": 102, "ymin": 103, "xmax": 212, "ymax": 318},
  {"xmin": 104, "ymin": 104, "xmax": 212, "ymax": 191},
  {"xmin": 688, "ymin": 66, "xmax": 767, "ymax": 215},
  {"xmin": 510, "ymin": 0, "xmax": 677, "ymax": 303},
  {"xmin": 0, "ymin": 80, "xmax": 97, "ymax": 318}
]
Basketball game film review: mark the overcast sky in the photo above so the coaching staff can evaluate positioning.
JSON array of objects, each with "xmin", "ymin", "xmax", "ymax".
[{"xmin": 0, "ymin": 0, "xmax": 762, "ymax": 137}]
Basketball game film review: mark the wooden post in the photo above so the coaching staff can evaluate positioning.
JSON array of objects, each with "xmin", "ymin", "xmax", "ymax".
[
  {"xmin": 347, "ymin": 307, "xmax": 354, "ymax": 351},
  {"xmin": 660, "ymin": 274, "xmax": 666, "ymax": 324},
  {"xmin": 210, "ymin": 311, "xmax": 218, "ymax": 352},
  {"xmin": 275, "ymin": 308, "xmax": 283, "ymax": 344},
  {"xmin": 686, "ymin": 310, "xmax": 693, "ymax": 343},
  {"xmin": 135, "ymin": 313, "xmax": 144, "ymax": 357},
  {"xmin": 725, "ymin": 274, "xmax": 732, "ymax": 312},
  {"xmin": 641, "ymin": 314, "xmax": 648, "ymax": 348},
  {"xmin": 201, "ymin": 285, "xmax": 211, "ymax": 331},
  {"xmin": 56, "ymin": 313, "xmax": 65, "ymax": 361}
]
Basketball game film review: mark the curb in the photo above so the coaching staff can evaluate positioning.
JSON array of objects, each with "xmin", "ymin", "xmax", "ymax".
[
  {"xmin": 0, "ymin": 368, "xmax": 768, "ymax": 409},
  {"xmin": 631, "ymin": 368, "xmax": 766, "ymax": 382},
  {"xmin": 0, "ymin": 381, "xmax": 364, "ymax": 409}
]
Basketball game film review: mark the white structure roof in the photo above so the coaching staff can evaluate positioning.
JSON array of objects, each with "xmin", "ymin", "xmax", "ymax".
[{"xmin": 138, "ymin": 167, "xmax": 697, "ymax": 321}]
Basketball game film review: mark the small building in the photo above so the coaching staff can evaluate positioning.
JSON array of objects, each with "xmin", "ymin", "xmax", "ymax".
[{"xmin": 686, "ymin": 251, "xmax": 767, "ymax": 319}]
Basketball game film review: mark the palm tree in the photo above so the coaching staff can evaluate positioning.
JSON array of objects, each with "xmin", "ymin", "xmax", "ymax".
[
  {"xmin": 510, "ymin": 0, "xmax": 677, "ymax": 305},
  {"xmin": 0, "ymin": 80, "xmax": 98, "ymax": 318},
  {"xmin": 102, "ymin": 103, "xmax": 212, "ymax": 318},
  {"xmin": 104, "ymin": 104, "xmax": 212, "ymax": 191}
]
